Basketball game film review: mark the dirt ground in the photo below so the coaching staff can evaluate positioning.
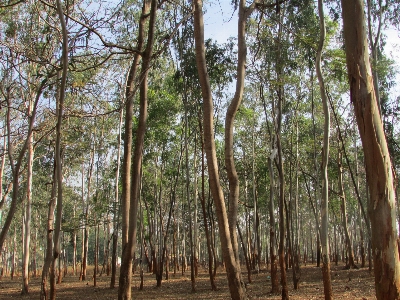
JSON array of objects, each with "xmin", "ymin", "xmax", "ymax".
[{"xmin": 0, "ymin": 263, "xmax": 376, "ymax": 299}]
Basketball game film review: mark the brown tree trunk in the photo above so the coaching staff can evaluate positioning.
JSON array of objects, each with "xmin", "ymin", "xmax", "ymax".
[
  {"xmin": 118, "ymin": 0, "xmax": 156, "ymax": 298},
  {"xmin": 40, "ymin": 166, "xmax": 57, "ymax": 300},
  {"xmin": 341, "ymin": 0, "xmax": 400, "ymax": 298},
  {"xmin": 193, "ymin": 1, "xmax": 246, "ymax": 299},
  {"xmin": 224, "ymin": 0, "xmax": 256, "ymax": 270}
]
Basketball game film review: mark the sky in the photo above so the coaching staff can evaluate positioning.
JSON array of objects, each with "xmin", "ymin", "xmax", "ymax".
[
  {"xmin": 203, "ymin": 1, "xmax": 237, "ymax": 43},
  {"xmin": 202, "ymin": 1, "xmax": 400, "ymax": 100}
]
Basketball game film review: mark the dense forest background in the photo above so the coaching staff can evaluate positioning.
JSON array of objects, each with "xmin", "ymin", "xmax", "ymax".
[{"xmin": 0, "ymin": 0, "xmax": 399, "ymax": 299}]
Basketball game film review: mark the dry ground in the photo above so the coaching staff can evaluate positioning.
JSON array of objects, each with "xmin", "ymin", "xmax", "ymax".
[{"xmin": 0, "ymin": 263, "xmax": 376, "ymax": 299}]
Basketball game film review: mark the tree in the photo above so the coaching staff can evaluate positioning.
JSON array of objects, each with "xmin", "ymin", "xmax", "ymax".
[
  {"xmin": 341, "ymin": 0, "xmax": 400, "ymax": 299},
  {"xmin": 316, "ymin": 0, "xmax": 332, "ymax": 299},
  {"xmin": 193, "ymin": 1, "xmax": 247, "ymax": 299},
  {"xmin": 118, "ymin": 0, "xmax": 157, "ymax": 298}
]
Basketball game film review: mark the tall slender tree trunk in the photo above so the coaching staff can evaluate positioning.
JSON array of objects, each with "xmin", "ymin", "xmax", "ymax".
[
  {"xmin": 268, "ymin": 158, "xmax": 279, "ymax": 294},
  {"xmin": 273, "ymin": 5, "xmax": 289, "ymax": 298},
  {"xmin": 198, "ymin": 119, "xmax": 217, "ymax": 290},
  {"xmin": 341, "ymin": 0, "xmax": 400, "ymax": 298},
  {"xmin": 316, "ymin": 0, "xmax": 332, "ymax": 298},
  {"xmin": 21, "ymin": 110, "xmax": 34, "ymax": 295},
  {"xmin": 111, "ymin": 108, "xmax": 123, "ymax": 289},
  {"xmin": 193, "ymin": 1, "xmax": 246, "ymax": 299},
  {"xmin": 225, "ymin": 0, "xmax": 256, "ymax": 270},
  {"xmin": 118, "ymin": 1, "xmax": 156, "ymax": 298},
  {"xmin": 49, "ymin": 1, "xmax": 68, "ymax": 296},
  {"xmin": 82, "ymin": 139, "xmax": 95, "ymax": 281},
  {"xmin": 40, "ymin": 166, "xmax": 57, "ymax": 300},
  {"xmin": 338, "ymin": 150, "xmax": 356, "ymax": 269}
]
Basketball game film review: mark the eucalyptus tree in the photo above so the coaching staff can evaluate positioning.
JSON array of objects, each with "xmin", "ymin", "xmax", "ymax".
[
  {"xmin": 193, "ymin": 1, "xmax": 247, "ymax": 298},
  {"xmin": 315, "ymin": 0, "xmax": 332, "ymax": 298},
  {"xmin": 0, "ymin": 4, "xmax": 59, "ymax": 296},
  {"xmin": 341, "ymin": 0, "xmax": 400, "ymax": 298},
  {"xmin": 118, "ymin": 0, "xmax": 159, "ymax": 297}
]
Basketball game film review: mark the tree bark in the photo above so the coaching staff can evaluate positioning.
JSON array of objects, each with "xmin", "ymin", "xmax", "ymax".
[{"xmin": 341, "ymin": 0, "xmax": 400, "ymax": 298}]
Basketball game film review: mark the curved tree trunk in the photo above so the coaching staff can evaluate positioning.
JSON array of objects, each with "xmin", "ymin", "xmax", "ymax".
[
  {"xmin": 193, "ymin": 1, "xmax": 246, "ymax": 299},
  {"xmin": 341, "ymin": 0, "xmax": 400, "ymax": 298},
  {"xmin": 225, "ymin": 0, "xmax": 256, "ymax": 269}
]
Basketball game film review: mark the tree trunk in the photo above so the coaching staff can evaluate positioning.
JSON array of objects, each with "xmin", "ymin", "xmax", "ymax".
[
  {"xmin": 316, "ymin": 1, "xmax": 332, "ymax": 298},
  {"xmin": 341, "ymin": 0, "xmax": 400, "ymax": 298},
  {"xmin": 49, "ymin": 6, "xmax": 68, "ymax": 297},
  {"xmin": 82, "ymin": 142, "xmax": 95, "ymax": 281},
  {"xmin": 21, "ymin": 114, "xmax": 34, "ymax": 295},
  {"xmin": 198, "ymin": 119, "xmax": 217, "ymax": 290},
  {"xmin": 118, "ymin": 0, "xmax": 156, "ymax": 298},
  {"xmin": 268, "ymin": 158, "xmax": 279, "ymax": 294},
  {"xmin": 225, "ymin": 0, "xmax": 256, "ymax": 270},
  {"xmin": 193, "ymin": 1, "xmax": 246, "ymax": 299},
  {"xmin": 110, "ymin": 108, "xmax": 123, "ymax": 288},
  {"xmin": 338, "ymin": 150, "xmax": 356, "ymax": 269},
  {"xmin": 237, "ymin": 224, "xmax": 252, "ymax": 284},
  {"xmin": 40, "ymin": 166, "xmax": 57, "ymax": 300}
]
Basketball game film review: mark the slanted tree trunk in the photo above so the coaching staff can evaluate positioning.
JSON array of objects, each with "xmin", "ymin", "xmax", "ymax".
[
  {"xmin": 198, "ymin": 118, "xmax": 217, "ymax": 290},
  {"xmin": 341, "ymin": 0, "xmax": 400, "ymax": 298},
  {"xmin": 237, "ymin": 224, "xmax": 252, "ymax": 284},
  {"xmin": 193, "ymin": 1, "xmax": 246, "ymax": 299},
  {"xmin": 0, "ymin": 78, "xmax": 46, "ymax": 256}
]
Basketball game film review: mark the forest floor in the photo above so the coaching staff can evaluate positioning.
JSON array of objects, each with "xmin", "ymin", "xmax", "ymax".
[{"xmin": 0, "ymin": 262, "xmax": 376, "ymax": 299}]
